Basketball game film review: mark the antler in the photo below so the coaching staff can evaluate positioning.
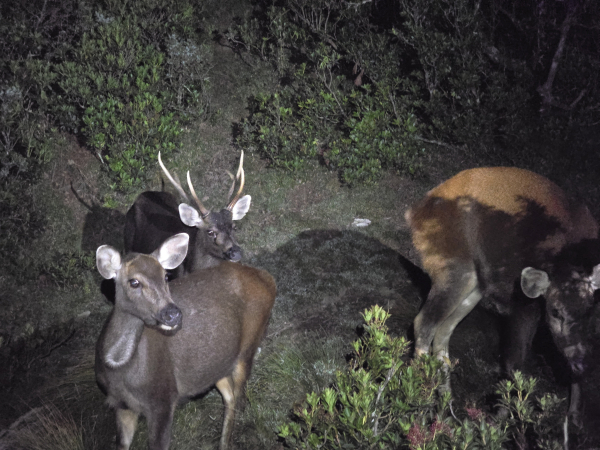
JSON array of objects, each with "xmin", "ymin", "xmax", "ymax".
[
  {"xmin": 158, "ymin": 152, "xmax": 189, "ymax": 203},
  {"xmin": 227, "ymin": 151, "xmax": 245, "ymax": 210},
  {"xmin": 186, "ymin": 171, "xmax": 210, "ymax": 218}
]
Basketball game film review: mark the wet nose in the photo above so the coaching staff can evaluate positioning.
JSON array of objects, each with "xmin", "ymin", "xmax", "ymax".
[
  {"xmin": 563, "ymin": 343, "xmax": 586, "ymax": 376},
  {"xmin": 159, "ymin": 304, "xmax": 182, "ymax": 328},
  {"xmin": 225, "ymin": 245, "xmax": 242, "ymax": 262},
  {"xmin": 569, "ymin": 358, "xmax": 586, "ymax": 376}
]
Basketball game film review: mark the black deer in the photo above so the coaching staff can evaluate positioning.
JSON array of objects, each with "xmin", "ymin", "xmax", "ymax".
[{"xmin": 124, "ymin": 152, "xmax": 251, "ymax": 276}]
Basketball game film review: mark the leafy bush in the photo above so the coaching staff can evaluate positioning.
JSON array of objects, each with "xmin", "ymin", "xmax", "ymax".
[
  {"xmin": 278, "ymin": 305, "xmax": 567, "ymax": 449},
  {"xmin": 52, "ymin": 2, "xmax": 211, "ymax": 190},
  {"xmin": 0, "ymin": 0, "xmax": 214, "ymax": 287},
  {"xmin": 65, "ymin": 18, "xmax": 183, "ymax": 189},
  {"xmin": 0, "ymin": 0, "xmax": 212, "ymax": 191},
  {"xmin": 233, "ymin": 0, "xmax": 600, "ymax": 183},
  {"xmin": 236, "ymin": 2, "xmax": 423, "ymax": 184},
  {"xmin": 0, "ymin": 0, "xmax": 85, "ymax": 180},
  {"xmin": 393, "ymin": 0, "xmax": 533, "ymax": 149}
]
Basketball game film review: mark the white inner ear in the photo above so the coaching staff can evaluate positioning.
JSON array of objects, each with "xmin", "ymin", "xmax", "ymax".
[
  {"xmin": 521, "ymin": 267, "xmax": 551, "ymax": 298},
  {"xmin": 96, "ymin": 245, "xmax": 122, "ymax": 280},
  {"xmin": 179, "ymin": 203, "xmax": 204, "ymax": 227},
  {"xmin": 591, "ymin": 264, "xmax": 600, "ymax": 290},
  {"xmin": 156, "ymin": 233, "xmax": 189, "ymax": 270},
  {"xmin": 231, "ymin": 195, "xmax": 251, "ymax": 220}
]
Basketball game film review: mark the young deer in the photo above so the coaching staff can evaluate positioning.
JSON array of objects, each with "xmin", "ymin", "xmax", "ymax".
[
  {"xmin": 124, "ymin": 152, "xmax": 251, "ymax": 277},
  {"xmin": 407, "ymin": 167, "xmax": 600, "ymax": 425},
  {"xmin": 95, "ymin": 233, "xmax": 276, "ymax": 449}
]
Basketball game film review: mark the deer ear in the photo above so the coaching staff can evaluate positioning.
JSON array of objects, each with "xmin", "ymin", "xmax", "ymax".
[
  {"xmin": 96, "ymin": 245, "xmax": 122, "ymax": 280},
  {"xmin": 179, "ymin": 203, "xmax": 204, "ymax": 227},
  {"xmin": 154, "ymin": 233, "xmax": 189, "ymax": 270},
  {"xmin": 591, "ymin": 264, "xmax": 600, "ymax": 291},
  {"xmin": 231, "ymin": 195, "xmax": 251, "ymax": 220},
  {"xmin": 521, "ymin": 267, "xmax": 551, "ymax": 298}
]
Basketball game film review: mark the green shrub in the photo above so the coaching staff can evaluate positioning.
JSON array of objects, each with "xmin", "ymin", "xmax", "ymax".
[
  {"xmin": 0, "ymin": 0, "xmax": 215, "ymax": 284},
  {"xmin": 234, "ymin": 0, "xmax": 600, "ymax": 182},
  {"xmin": 0, "ymin": 0, "xmax": 85, "ymax": 179},
  {"xmin": 0, "ymin": 0, "xmax": 212, "ymax": 191},
  {"xmin": 236, "ymin": 2, "xmax": 423, "ymax": 184},
  {"xmin": 278, "ymin": 305, "xmax": 567, "ymax": 449},
  {"xmin": 53, "ymin": 8, "xmax": 206, "ymax": 190},
  {"xmin": 392, "ymin": 0, "xmax": 533, "ymax": 150}
]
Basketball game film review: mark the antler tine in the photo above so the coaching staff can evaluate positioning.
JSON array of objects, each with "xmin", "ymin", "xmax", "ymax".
[
  {"xmin": 186, "ymin": 171, "xmax": 210, "ymax": 218},
  {"xmin": 227, "ymin": 152, "xmax": 245, "ymax": 210},
  {"xmin": 158, "ymin": 152, "xmax": 189, "ymax": 203},
  {"xmin": 227, "ymin": 151, "xmax": 244, "ymax": 202},
  {"xmin": 226, "ymin": 170, "xmax": 236, "ymax": 201}
]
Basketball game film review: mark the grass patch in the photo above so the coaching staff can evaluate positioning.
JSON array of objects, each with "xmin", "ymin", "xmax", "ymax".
[{"xmin": 4, "ymin": 403, "xmax": 86, "ymax": 450}]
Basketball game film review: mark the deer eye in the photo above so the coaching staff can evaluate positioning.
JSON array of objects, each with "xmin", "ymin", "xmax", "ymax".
[
  {"xmin": 129, "ymin": 279, "xmax": 141, "ymax": 288},
  {"xmin": 207, "ymin": 230, "xmax": 216, "ymax": 237},
  {"xmin": 551, "ymin": 308, "xmax": 561, "ymax": 319}
]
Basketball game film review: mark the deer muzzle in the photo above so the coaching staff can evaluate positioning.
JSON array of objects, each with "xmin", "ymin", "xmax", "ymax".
[
  {"xmin": 157, "ymin": 304, "xmax": 183, "ymax": 331},
  {"xmin": 563, "ymin": 343, "xmax": 587, "ymax": 377},
  {"xmin": 225, "ymin": 245, "xmax": 243, "ymax": 262}
]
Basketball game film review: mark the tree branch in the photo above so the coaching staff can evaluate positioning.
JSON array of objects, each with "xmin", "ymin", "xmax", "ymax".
[{"xmin": 537, "ymin": 6, "xmax": 577, "ymax": 114}]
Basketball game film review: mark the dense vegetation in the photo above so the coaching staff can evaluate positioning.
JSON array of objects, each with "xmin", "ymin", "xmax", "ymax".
[
  {"xmin": 232, "ymin": 0, "xmax": 600, "ymax": 183},
  {"xmin": 280, "ymin": 306, "xmax": 566, "ymax": 450},
  {"xmin": 1, "ymin": 0, "xmax": 599, "ymax": 448}
]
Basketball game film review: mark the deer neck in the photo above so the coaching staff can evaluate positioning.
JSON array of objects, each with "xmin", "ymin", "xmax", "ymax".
[{"xmin": 100, "ymin": 307, "xmax": 145, "ymax": 369}]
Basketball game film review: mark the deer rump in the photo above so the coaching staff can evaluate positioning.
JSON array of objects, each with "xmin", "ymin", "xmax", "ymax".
[{"xmin": 124, "ymin": 191, "xmax": 192, "ymax": 256}]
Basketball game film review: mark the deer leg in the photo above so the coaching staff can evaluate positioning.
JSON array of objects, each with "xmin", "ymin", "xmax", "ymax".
[
  {"xmin": 146, "ymin": 403, "xmax": 176, "ymax": 450},
  {"xmin": 501, "ymin": 297, "xmax": 541, "ymax": 376},
  {"xmin": 216, "ymin": 374, "xmax": 238, "ymax": 450},
  {"xmin": 115, "ymin": 408, "xmax": 139, "ymax": 450},
  {"xmin": 431, "ymin": 287, "xmax": 481, "ymax": 361},
  {"xmin": 216, "ymin": 359, "xmax": 252, "ymax": 450},
  {"xmin": 414, "ymin": 285, "xmax": 457, "ymax": 357},
  {"xmin": 431, "ymin": 272, "xmax": 480, "ymax": 360},
  {"xmin": 414, "ymin": 263, "xmax": 477, "ymax": 357}
]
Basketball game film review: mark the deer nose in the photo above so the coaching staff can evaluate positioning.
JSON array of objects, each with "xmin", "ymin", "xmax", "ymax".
[
  {"xmin": 564, "ymin": 343, "xmax": 586, "ymax": 376},
  {"xmin": 158, "ymin": 304, "xmax": 182, "ymax": 330},
  {"xmin": 225, "ymin": 246, "xmax": 243, "ymax": 262}
]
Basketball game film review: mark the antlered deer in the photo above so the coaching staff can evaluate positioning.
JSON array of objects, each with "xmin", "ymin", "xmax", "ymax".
[
  {"xmin": 407, "ymin": 167, "xmax": 600, "ymax": 422},
  {"xmin": 124, "ymin": 152, "xmax": 251, "ymax": 276},
  {"xmin": 95, "ymin": 233, "xmax": 276, "ymax": 450}
]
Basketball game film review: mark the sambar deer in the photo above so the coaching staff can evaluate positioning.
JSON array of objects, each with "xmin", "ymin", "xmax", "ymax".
[
  {"xmin": 406, "ymin": 167, "xmax": 600, "ymax": 423},
  {"xmin": 124, "ymin": 152, "xmax": 251, "ymax": 276},
  {"xmin": 95, "ymin": 233, "xmax": 276, "ymax": 450}
]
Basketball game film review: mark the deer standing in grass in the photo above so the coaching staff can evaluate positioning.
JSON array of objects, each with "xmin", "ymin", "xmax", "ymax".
[
  {"xmin": 124, "ymin": 152, "xmax": 251, "ymax": 277},
  {"xmin": 406, "ymin": 167, "xmax": 600, "ymax": 424},
  {"xmin": 95, "ymin": 233, "xmax": 276, "ymax": 449}
]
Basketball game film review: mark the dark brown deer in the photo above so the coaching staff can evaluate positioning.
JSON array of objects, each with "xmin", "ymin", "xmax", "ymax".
[
  {"xmin": 124, "ymin": 152, "xmax": 251, "ymax": 276},
  {"xmin": 95, "ymin": 233, "xmax": 276, "ymax": 450},
  {"xmin": 406, "ymin": 167, "xmax": 600, "ymax": 424}
]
